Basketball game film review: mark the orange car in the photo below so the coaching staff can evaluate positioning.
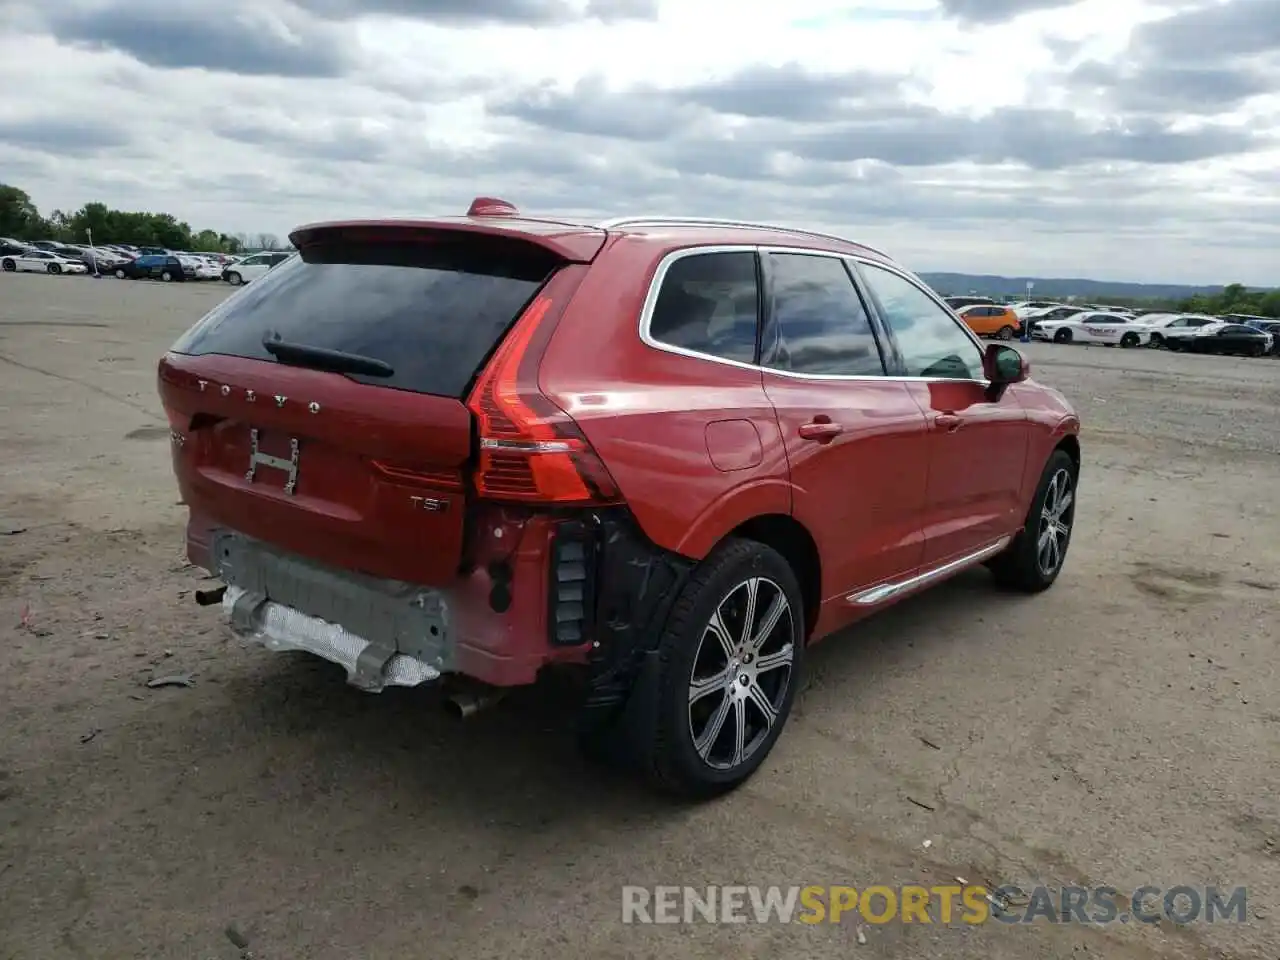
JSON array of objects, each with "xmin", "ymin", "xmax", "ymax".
[{"xmin": 957, "ymin": 304, "xmax": 1021, "ymax": 339}]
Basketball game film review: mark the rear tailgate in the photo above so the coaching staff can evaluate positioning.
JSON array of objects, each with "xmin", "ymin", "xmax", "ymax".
[{"xmin": 159, "ymin": 225, "xmax": 598, "ymax": 585}]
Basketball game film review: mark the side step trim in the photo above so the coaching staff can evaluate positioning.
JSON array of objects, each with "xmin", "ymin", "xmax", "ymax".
[{"xmin": 845, "ymin": 536, "xmax": 1012, "ymax": 606}]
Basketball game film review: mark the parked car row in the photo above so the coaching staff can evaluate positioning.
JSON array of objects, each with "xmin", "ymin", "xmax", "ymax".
[
  {"xmin": 0, "ymin": 236, "xmax": 293, "ymax": 285},
  {"xmin": 1025, "ymin": 307, "xmax": 1276, "ymax": 356}
]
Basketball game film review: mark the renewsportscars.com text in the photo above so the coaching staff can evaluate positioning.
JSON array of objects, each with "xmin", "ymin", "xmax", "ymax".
[{"xmin": 621, "ymin": 884, "xmax": 1248, "ymax": 925}]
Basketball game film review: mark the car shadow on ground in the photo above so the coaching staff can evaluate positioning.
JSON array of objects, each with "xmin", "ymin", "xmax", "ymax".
[{"xmin": 183, "ymin": 566, "xmax": 1019, "ymax": 827}]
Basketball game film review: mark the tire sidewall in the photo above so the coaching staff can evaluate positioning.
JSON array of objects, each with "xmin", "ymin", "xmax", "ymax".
[
  {"xmin": 1054, "ymin": 328, "xmax": 1072, "ymax": 343},
  {"xmin": 228, "ymin": 272, "xmax": 242, "ymax": 285},
  {"xmin": 656, "ymin": 542, "xmax": 805, "ymax": 793},
  {"xmin": 1020, "ymin": 449, "xmax": 1078, "ymax": 588},
  {"xmin": 1, "ymin": 259, "xmax": 13, "ymax": 272}
]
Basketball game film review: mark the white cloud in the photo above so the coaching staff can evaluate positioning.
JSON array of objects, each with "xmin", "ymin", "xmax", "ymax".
[{"xmin": 1, "ymin": 0, "xmax": 1277, "ymax": 284}]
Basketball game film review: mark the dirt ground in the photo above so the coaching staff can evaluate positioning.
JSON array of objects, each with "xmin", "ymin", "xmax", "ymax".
[{"xmin": 1, "ymin": 272, "xmax": 1277, "ymax": 960}]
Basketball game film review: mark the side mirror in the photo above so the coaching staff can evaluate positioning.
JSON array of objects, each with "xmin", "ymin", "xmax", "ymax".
[{"xmin": 983, "ymin": 343, "xmax": 1029, "ymax": 400}]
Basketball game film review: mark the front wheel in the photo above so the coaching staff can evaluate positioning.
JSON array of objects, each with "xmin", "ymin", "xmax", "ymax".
[
  {"xmin": 1166, "ymin": 339, "xmax": 1183, "ymax": 352},
  {"xmin": 227, "ymin": 271, "xmax": 242, "ymax": 286},
  {"xmin": 1, "ymin": 258, "xmax": 14, "ymax": 272},
  {"xmin": 114, "ymin": 268, "xmax": 126, "ymax": 279},
  {"xmin": 1148, "ymin": 333, "xmax": 1164, "ymax": 348},
  {"xmin": 635, "ymin": 539, "xmax": 804, "ymax": 798},
  {"xmin": 988, "ymin": 449, "xmax": 1078, "ymax": 593}
]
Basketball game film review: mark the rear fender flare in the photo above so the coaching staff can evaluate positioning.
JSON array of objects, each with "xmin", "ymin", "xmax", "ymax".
[{"xmin": 668, "ymin": 478, "xmax": 793, "ymax": 560}]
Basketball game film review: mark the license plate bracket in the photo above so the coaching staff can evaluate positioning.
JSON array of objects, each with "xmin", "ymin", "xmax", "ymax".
[{"xmin": 245, "ymin": 428, "xmax": 299, "ymax": 495}]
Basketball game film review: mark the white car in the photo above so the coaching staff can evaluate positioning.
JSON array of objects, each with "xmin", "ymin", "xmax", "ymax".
[
  {"xmin": 221, "ymin": 251, "xmax": 292, "ymax": 285},
  {"xmin": 1, "ymin": 249, "xmax": 89, "ymax": 275},
  {"xmin": 1030, "ymin": 310, "xmax": 1151, "ymax": 347},
  {"xmin": 179, "ymin": 255, "xmax": 222, "ymax": 280},
  {"xmin": 1132, "ymin": 313, "xmax": 1218, "ymax": 348}
]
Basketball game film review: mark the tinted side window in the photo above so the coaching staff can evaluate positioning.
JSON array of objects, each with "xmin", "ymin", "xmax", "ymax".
[
  {"xmin": 649, "ymin": 252, "xmax": 759, "ymax": 364},
  {"xmin": 762, "ymin": 253, "xmax": 884, "ymax": 376},
  {"xmin": 858, "ymin": 263, "xmax": 984, "ymax": 380}
]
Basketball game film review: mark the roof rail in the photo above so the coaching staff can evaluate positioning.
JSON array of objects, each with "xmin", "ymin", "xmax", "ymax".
[{"xmin": 596, "ymin": 216, "xmax": 890, "ymax": 259}]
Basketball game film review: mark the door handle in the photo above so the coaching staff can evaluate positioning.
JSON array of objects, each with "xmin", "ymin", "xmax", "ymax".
[
  {"xmin": 933, "ymin": 414, "xmax": 963, "ymax": 433},
  {"xmin": 799, "ymin": 421, "xmax": 844, "ymax": 442}
]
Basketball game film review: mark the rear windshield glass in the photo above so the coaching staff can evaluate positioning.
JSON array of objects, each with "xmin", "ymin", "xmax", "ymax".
[{"xmin": 171, "ymin": 235, "xmax": 558, "ymax": 398}]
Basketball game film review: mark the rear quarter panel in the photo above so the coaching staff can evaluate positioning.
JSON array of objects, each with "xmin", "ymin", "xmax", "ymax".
[{"xmin": 538, "ymin": 238, "xmax": 791, "ymax": 559}]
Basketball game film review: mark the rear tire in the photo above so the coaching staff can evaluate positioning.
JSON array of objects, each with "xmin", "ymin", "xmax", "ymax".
[
  {"xmin": 1120, "ymin": 332, "xmax": 1140, "ymax": 348},
  {"xmin": 47, "ymin": 263, "xmax": 60, "ymax": 275},
  {"xmin": 227, "ymin": 272, "xmax": 242, "ymax": 286},
  {"xmin": 988, "ymin": 449, "xmax": 1078, "ymax": 593},
  {"xmin": 1, "ymin": 258, "xmax": 14, "ymax": 272},
  {"xmin": 1053, "ymin": 328, "xmax": 1073, "ymax": 344},
  {"xmin": 997, "ymin": 325, "xmax": 1015, "ymax": 340},
  {"xmin": 161, "ymin": 270, "xmax": 173, "ymax": 282},
  {"xmin": 115, "ymin": 268, "xmax": 126, "ymax": 279},
  {"xmin": 1148, "ymin": 333, "xmax": 1164, "ymax": 348},
  {"xmin": 630, "ymin": 538, "xmax": 804, "ymax": 799}
]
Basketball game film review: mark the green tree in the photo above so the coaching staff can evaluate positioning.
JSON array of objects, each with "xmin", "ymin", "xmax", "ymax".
[
  {"xmin": 0, "ymin": 184, "xmax": 45, "ymax": 238},
  {"xmin": 0, "ymin": 182, "xmax": 242, "ymax": 253}
]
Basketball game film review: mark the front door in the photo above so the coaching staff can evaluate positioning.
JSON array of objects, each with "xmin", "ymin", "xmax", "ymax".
[
  {"xmin": 854, "ymin": 261, "xmax": 1029, "ymax": 567},
  {"xmin": 756, "ymin": 250, "xmax": 930, "ymax": 619}
]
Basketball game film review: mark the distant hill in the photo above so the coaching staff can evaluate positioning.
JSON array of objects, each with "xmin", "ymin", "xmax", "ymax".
[{"xmin": 917, "ymin": 273, "xmax": 1266, "ymax": 301}]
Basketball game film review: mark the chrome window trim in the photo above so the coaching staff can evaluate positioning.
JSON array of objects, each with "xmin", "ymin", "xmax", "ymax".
[{"xmin": 636, "ymin": 243, "xmax": 992, "ymax": 386}]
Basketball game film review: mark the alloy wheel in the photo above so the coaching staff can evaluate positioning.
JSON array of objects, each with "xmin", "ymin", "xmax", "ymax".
[
  {"xmin": 1037, "ymin": 468, "xmax": 1074, "ymax": 576},
  {"xmin": 688, "ymin": 577, "xmax": 795, "ymax": 771}
]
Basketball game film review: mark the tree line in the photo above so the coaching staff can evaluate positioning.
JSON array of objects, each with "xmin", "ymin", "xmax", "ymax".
[
  {"xmin": 0, "ymin": 183, "xmax": 284, "ymax": 254},
  {"xmin": 3, "ymin": 181, "xmax": 1275, "ymax": 315}
]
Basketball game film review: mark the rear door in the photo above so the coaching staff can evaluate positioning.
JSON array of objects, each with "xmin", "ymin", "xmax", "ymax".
[
  {"xmin": 159, "ymin": 230, "xmax": 571, "ymax": 584},
  {"xmin": 758, "ymin": 249, "xmax": 929, "ymax": 607},
  {"xmin": 853, "ymin": 260, "xmax": 1029, "ymax": 568}
]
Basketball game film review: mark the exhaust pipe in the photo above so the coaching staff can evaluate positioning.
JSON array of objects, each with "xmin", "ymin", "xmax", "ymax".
[{"xmin": 444, "ymin": 687, "xmax": 505, "ymax": 719}]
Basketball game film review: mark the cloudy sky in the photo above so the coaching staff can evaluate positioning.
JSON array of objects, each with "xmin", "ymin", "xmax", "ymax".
[{"xmin": 1, "ymin": 0, "xmax": 1277, "ymax": 283}]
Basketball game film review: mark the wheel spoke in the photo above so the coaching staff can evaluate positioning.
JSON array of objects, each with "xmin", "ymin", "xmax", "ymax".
[
  {"xmin": 695, "ymin": 694, "xmax": 732, "ymax": 759},
  {"xmin": 729, "ymin": 698, "xmax": 748, "ymax": 767},
  {"xmin": 738, "ymin": 578, "xmax": 759, "ymax": 648},
  {"xmin": 746, "ymin": 681, "xmax": 778, "ymax": 730},
  {"xmin": 705, "ymin": 610, "xmax": 735, "ymax": 662},
  {"xmin": 1056, "ymin": 488, "xmax": 1074, "ymax": 518},
  {"xmin": 689, "ymin": 666, "xmax": 732, "ymax": 705},
  {"xmin": 747, "ymin": 592, "xmax": 788, "ymax": 653},
  {"xmin": 754, "ymin": 644, "xmax": 793, "ymax": 674}
]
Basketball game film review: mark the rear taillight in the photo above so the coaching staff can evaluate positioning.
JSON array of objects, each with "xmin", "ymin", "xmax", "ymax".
[{"xmin": 466, "ymin": 273, "xmax": 619, "ymax": 505}]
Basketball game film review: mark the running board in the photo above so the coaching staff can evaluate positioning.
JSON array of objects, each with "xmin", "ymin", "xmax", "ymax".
[{"xmin": 845, "ymin": 536, "xmax": 1012, "ymax": 606}]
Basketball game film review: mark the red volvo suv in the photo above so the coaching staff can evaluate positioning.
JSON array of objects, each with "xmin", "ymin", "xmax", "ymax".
[{"xmin": 158, "ymin": 199, "xmax": 1080, "ymax": 797}]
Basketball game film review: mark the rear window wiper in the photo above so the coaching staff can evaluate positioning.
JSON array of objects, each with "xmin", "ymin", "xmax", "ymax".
[{"xmin": 262, "ymin": 334, "xmax": 394, "ymax": 378}]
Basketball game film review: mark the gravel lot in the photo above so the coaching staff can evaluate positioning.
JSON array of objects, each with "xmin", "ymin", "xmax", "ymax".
[{"xmin": 1, "ymin": 272, "xmax": 1277, "ymax": 960}]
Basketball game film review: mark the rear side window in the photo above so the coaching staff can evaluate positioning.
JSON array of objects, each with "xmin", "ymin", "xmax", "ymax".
[
  {"xmin": 171, "ymin": 236, "xmax": 558, "ymax": 398},
  {"xmin": 761, "ymin": 253, "xmax": 885, "ymax": 376},
  {"xmin": 648, "ymin": 251, "xmax": 759, "ymax": 364}
]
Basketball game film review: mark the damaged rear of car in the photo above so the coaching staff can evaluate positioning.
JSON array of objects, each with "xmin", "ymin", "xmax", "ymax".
[{"xmin": 159, "ymin": 216, "xmax": 684, "ymax": 709}]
